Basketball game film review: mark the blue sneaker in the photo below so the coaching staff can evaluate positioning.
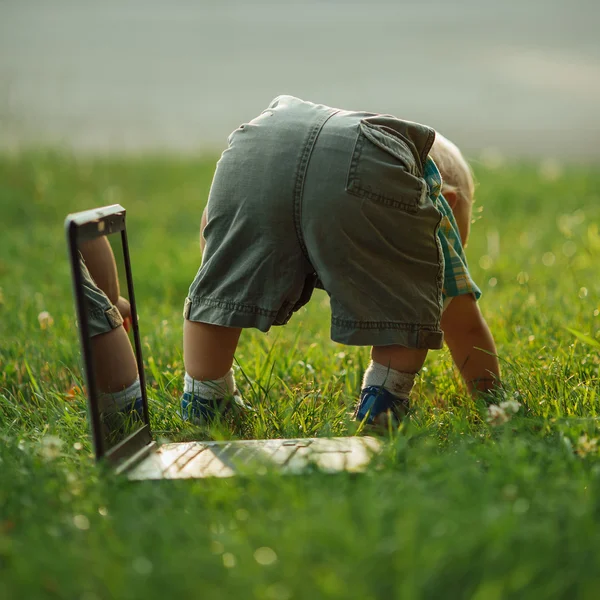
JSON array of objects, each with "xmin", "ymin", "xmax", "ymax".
[
  {"xmin": 101, "ymin": 396, "xmax": 145, "ymax": 443},
  {"xmin": 180, "ymin": 393, "xmax": 247, "ymax": 424},
  {"xmin": 353, "ymin": 386, "xmax": 409, "ymax": 427},
  {"xmin": 128, "ymin": 396, "xmax": 144, "ymax": 420}
]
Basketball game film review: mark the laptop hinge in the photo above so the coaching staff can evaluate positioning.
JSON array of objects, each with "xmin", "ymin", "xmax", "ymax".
[{"xmin": 115, "ymin": 441, "xmax": 158, "ymax": 476}]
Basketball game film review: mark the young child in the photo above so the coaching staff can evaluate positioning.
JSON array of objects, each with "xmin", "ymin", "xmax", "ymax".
[{"xmin": 181, "ymin": 95, "xmax": 500, "ymax": 426}]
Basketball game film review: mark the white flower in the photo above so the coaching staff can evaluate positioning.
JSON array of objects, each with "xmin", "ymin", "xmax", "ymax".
[
  {"xmin": 38, "ymin": 311, "xmax": 54, "ymax": 329},
  {"xmin": 576, "ymin": 434, "xmax": 598, "ymax": 458},
  {"xmin": 499, "ymin": 400, "xmax": 521, "ymax": 415},
  {"xmin": 487, "ymin": 404, "xmax": 509, "ymax": 426},
  {"xmin": 40, "ymin": 435, "xmax": 64, "ymax": 460}
]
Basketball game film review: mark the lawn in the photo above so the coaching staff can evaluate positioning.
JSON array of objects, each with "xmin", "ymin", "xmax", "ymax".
[{"xmin": 1, "ymin": 152, "xmax": 600, "ymax": 599}]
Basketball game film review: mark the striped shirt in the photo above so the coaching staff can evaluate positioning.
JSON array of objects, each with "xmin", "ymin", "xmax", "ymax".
[{"xmin": 423, "ymin": 157, "xmax": 481, "ymax": 303}]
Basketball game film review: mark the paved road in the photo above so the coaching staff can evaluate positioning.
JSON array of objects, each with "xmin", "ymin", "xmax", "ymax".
[{"xmin": 1, "ymin": 0, "xmax": 598, "ymax": 158}]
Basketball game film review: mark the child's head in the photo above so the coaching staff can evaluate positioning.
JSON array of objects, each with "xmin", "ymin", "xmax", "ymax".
[{"xmin": 429, "ymin": 133, "xmax": 474, "ymax": 246}]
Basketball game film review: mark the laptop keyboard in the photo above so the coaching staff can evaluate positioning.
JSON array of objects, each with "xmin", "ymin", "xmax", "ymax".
[{"xmin": 127, "ymin": 437, "xmax": 379, "ymax": 480}]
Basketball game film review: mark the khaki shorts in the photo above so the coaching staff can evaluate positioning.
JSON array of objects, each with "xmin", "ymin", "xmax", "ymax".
[
  {"xmin": 80, "ymin": 257, "xmax": 123, "ymax": 337},
  {"xmin": 185, "ymin": 95, "xmax": 444, "ymax": 349}
]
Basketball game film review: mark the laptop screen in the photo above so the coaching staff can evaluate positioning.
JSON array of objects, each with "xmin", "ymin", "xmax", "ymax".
[{"xmin": 66, "ymin": 206, "xmax": 151, "ymax": 462}]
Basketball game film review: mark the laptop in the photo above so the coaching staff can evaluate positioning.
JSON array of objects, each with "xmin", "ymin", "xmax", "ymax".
[{"xmin": 65, "ymin": 204, "xmax": 380, "ymax": 479}]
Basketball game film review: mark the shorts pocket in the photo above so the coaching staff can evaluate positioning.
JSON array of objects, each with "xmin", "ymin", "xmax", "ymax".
[{"xmin": 346, "ymin": 120, "xmax": 428, "ymax": 214}]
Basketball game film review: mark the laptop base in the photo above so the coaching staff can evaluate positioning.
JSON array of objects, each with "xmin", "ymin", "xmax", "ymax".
[{"xmin": 127, "ymin": 437, "xmax": 381, "ymax": 480}]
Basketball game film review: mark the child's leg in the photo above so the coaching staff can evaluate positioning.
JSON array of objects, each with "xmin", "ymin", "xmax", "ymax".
[
  {"xmin": 355, "ymin": 345, "xmax": 428, "ymax": 425},
  {"xmin": 91, "ymin": 325, "xmax": 143, "ymax": 421},
  {"xmin": 92, "ymin": 326, "xmax": 144, "ymax": 440},
  {"xmin": 181, "ymin": 320, "xmax": 243, "ymax": 422},
  {"xmin": 92, "ymin": 326, "xmax": 139, "ymax": 393},
  {"xmin": 183, "ymin": 320, "xmax": 241, "ymax": 380},
  {"xmin": 371, "ymin": 345, "xmax": 428, "ymax": 375}
]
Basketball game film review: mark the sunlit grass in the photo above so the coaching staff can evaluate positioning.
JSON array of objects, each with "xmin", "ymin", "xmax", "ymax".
[{"xmin": 1, "ymin": 152, "xmax": 600, "ymax": 598}]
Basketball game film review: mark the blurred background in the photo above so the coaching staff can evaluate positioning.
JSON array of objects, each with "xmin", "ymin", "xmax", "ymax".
[{"xmin": 1, "ymin": 0, "xmax": 598, "ymax": 160}]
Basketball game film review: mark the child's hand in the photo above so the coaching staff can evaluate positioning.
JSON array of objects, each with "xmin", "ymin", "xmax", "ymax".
[
  {"xmin": 122, "ymin": 316, "xmax": 131, "ymax": 333},
  {"xmin": 115, "ymin": 296, "xmax": 131, "ymax": 323}
]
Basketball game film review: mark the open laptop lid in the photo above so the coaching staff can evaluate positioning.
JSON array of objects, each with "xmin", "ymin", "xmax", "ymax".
[{"xmin": 65, "ymin": 204, "xmax": 152, "ymax": 465}]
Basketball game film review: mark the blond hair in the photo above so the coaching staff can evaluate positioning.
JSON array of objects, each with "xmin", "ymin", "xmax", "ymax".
[{"xmin": 429, "ymin": 133, "xmax": 474, "ymax": 204}]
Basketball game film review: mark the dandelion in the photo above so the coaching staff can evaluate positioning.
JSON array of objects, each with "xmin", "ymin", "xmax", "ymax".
[
  {"xmin": 38, "ymin": 311, "xmax": 54, "ymax": 329},
  {"xmin": 39, "ymin": 435, "xmax": 64, "ymax": 460},
  {"xmin": 576, "ymin": 434, "xmax": 598, "ymax": 458},
  {"xmin": 486, "ymin": 404, "xmax": 509, "ymax": 426},
  {"xmin": 499, "ymin": 400, "xmax": 521, "ymax": 415}
]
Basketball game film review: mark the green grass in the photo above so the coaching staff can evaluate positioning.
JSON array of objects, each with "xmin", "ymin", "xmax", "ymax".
[{"xmin": 1, "ymin": 151, "xmax": 600, "ymax": 599}]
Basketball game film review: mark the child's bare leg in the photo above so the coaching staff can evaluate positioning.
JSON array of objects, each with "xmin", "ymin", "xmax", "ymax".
[
  {"xmin": 91, "ymin": 326, "xmax": 143, "ymax": 423},
  {"xmin": 182, "ymin": 320, "xmax": 243, "ymax": 422},
  {"xmin": 371, "ymin": 345, "xmax": 428, "ymax": 375},
  {"xmin": 355, "ymin": 345, "xmax": 428, "ymax": 425},
  {"xmin": 92, "ymin": 326, "xmax": 138, "ymax": 393},
  {"xmin": 183, "ymin": 321, "xmax": 241, "ymax": 380}
]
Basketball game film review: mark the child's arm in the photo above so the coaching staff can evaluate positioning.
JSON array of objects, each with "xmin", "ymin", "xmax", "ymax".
[{"xmin": 440, "ymin": 294, "xmax": 500, "ymax": 395}]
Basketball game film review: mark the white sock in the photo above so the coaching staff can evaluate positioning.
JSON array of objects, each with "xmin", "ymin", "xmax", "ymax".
[
  {"xmin": 362, "ymin": 361, "xmax": 415, "ymax": 398},
  {"xmin": 184, "ymin": 370, "xmax": 236, "ymax": 400},
  {"xmin": 98, "ymin": 378, "xmax": 142, "ymax": 413}
]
